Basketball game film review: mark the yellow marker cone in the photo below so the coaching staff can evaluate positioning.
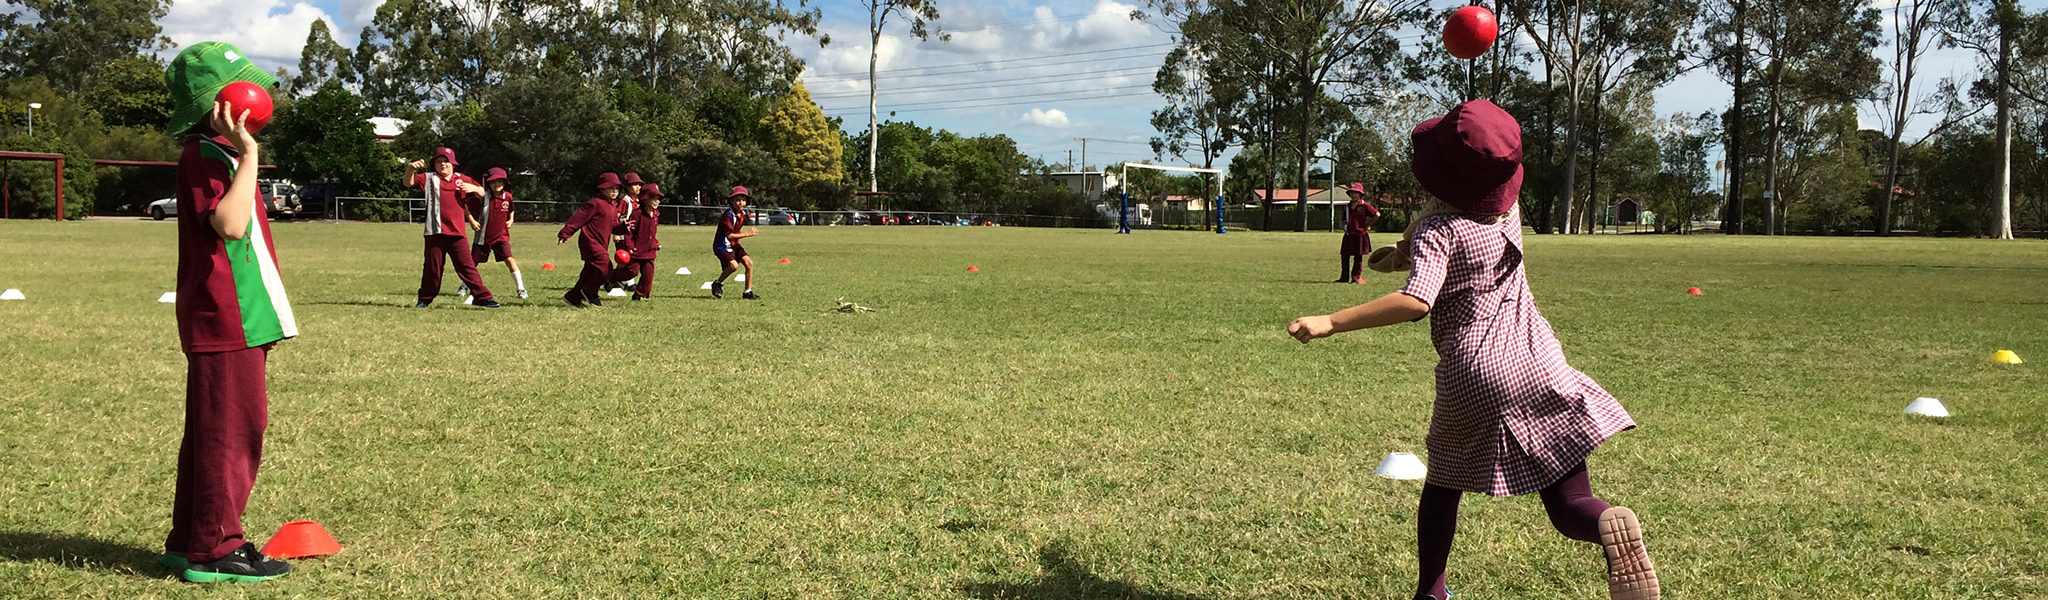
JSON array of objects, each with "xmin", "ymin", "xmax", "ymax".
[{"xmin": 1992, "ymin": 350, "xmax": 2023, "ymax": 364}]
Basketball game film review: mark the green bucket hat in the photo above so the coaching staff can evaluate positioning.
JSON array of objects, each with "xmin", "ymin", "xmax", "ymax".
[{"xmin": 164, "ymin": 41, "xmax": 280, "ymax": 137}]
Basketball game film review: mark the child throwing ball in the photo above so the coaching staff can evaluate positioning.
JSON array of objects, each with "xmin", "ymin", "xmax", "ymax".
[{"xmin": 1287, "ymin": 100, "xmax": 1658, "ymax": 600}]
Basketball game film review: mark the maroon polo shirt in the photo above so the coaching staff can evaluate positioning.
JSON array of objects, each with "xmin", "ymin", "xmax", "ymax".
[
  {"xmin": 476, "ymin": 190, "xmax": 514, "ymax": 245},
  {"xmin": 175, "ymin": 134, "xmax": 286, "ymax": 353},
  {"xmin": 409, "ymin": 171, "xmax": 481, "ymax": 237},
  {"xmin": 1347, "ymin": 200, "xmax": 1380, "ymax": 235}
]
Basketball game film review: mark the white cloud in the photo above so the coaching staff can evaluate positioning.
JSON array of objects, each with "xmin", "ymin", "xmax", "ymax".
[
  {"xmin": 160, "ymin": 0, "xmax": 337, "ymax": 72},
  {"xmin": 1024, "ymin": 108, "xmax": 1069, "ymax": 127}
]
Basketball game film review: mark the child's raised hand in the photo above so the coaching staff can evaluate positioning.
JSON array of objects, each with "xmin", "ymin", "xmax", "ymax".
[
  {"xmin": 1287, "ymin": 315, "xmax": 1335, "ymax": 344},
  {"xmin": 206, "ymin": 101, "xmax": 258, "ymax": 155}
]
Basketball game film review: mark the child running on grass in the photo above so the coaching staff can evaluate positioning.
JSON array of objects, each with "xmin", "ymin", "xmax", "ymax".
[
  {"xmin": 557, "ymin": 173, "xmax": 622, "ymax": 307},
  {"xmin": 160, "ymin": 41, "xmax": 298, "ymax": 583},
  {"xmin": 1286, "ymin": 100, "xmax": 1659, "ymax": 600},
  {"xmin": 710, "ymin": 185, "xmax": 759, "ymax": 300},
  {"xmin": 469, "ymin": 167, "xmax": 527, "ymax": 299},
  {"xmin": 613, "ymin": 183, "xmax": 664, "ymax": 300}
]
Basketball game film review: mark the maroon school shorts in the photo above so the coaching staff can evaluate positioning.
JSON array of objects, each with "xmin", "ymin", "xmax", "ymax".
[
  {"xmin": 1340, "ymin": 232, "xmax": 1371, "ymax": 256},
  {"xmin": 472, "ymin": 241, "xmax": 513, "ymax": 263},
  {"xmin": 715, "ymin": 246, "xmax": 748, "ymax": 264}
]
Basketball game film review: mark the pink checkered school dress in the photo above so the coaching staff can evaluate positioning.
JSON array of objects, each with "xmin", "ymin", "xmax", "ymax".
[{"xmin": 1397, "ymin": 209, "xmax": 1635, "ymax": 497}]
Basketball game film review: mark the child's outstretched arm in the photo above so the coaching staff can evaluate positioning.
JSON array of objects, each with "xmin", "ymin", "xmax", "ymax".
[{"xmin": 1287, "ymin": 292, "xmax": 1429, "ymax": 344}]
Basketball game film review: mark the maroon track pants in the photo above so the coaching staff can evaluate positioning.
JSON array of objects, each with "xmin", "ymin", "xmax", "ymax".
[
  {"xmin": 1414, "ymin": 462, "xmax": 1609, "ymax": 599},
  {"xmin": 569, "ymin": 257, "xmax": 610, "ymax": 303},
  {"xmin": 166, "ymin": 346, "xmax": 270, "ymax": 563},
  {"xmin": 420, "ymin": 234, "xmax": 493, "ymax": 304},
  {"xmin": 609, "ymin": 259, "xmax": 656, "ymax": 298}
]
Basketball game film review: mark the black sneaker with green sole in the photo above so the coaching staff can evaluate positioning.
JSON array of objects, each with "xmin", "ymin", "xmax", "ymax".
[{"xmin": 182, "ymin": 542, "xmax": 290, "ymax": 583}]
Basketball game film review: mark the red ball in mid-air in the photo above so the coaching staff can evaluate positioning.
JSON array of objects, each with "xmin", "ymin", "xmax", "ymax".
[
  {"xmin": 615, "ymin": 249, "xmax": 631, "ymax": 265},
  {"xmin": 215, "ymin": 80, "xmax": 274, "ymax": 133},
  {"xmin": 1444, "ymin": 5, "xmax": 1500, "ymax": 60}
]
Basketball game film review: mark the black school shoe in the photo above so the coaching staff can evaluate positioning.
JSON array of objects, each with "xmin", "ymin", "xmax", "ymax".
[
  {"xmin": 181, "ymin": 542, "xmax": 290, "ymax": 583},
  {"xmin": 742, "ymin": 290, "xmax": 760, "ymax": 300},
  {"xmin": 414, "ymin": 301, "xmax": 432, "ymax": 308},
  {"xmin": 475, "ymin": 298, "xmax": 502, "ymax": 308},
  {"xmin": 710, "ymin": 281, "xmax": 724, "ymax": 299},
  {"xmin": 563, "ymin": 291, "xmax": 587, "ymax": 308}
]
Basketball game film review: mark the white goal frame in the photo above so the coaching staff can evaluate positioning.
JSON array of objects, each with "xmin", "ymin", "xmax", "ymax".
[{"xmin": 1117, "ymin": 162, "xmax": 1228, "ymax": 234}]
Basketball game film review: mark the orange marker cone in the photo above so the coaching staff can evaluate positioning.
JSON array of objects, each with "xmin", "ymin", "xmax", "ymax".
[
  {"xmin": 967, "ymin": 265, "xmax": 979, "ymax": 272},
  {"xmin": 1687, "ymin": 287, "xmax": 1702, "ymax": 296},
  {"xmin": 779, "ymin": 257, "xmax": 791, "ymax": 264},
  {"xmin": 261, "ymin": 520, "xmax": 341, "ymax": 559},
  {"xmin": 541, "ymin": 262, "xmax": 556, "ymax": 271}
]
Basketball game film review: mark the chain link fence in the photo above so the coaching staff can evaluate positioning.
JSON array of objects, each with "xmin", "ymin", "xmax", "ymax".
[{"xmin": 326, "ymin": 197, "xmax": 1109, "ymax": 229}]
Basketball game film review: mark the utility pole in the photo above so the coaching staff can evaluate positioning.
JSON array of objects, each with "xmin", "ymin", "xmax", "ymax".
[
  {"xmin": 1067, "ymin": 150, "xmax": 1074, "ymax": 171},
  {"xmin": 1073, "ymin": 138, "xmax": 1092, "ymax": 172}
]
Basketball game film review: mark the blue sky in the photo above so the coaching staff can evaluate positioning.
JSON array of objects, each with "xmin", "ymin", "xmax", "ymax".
[{"xmin": 161, "ymin": 0, "xmax": 2039, "ymax": 172}]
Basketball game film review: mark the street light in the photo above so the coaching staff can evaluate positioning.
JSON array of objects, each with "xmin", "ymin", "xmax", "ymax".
[{"xmin": 26, "ymin": 103, "xmax": 40, "ymax": 137}]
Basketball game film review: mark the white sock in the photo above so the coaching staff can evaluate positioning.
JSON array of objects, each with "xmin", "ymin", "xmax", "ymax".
[{"xmin": 513, "ymin": 270, "xmax": 526, "ymax": 290}]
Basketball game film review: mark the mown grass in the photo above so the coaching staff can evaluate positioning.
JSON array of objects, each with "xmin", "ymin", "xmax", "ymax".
[{"xmin": 0, "ymin": 219, "xmax": 2043, "ymax": 599}]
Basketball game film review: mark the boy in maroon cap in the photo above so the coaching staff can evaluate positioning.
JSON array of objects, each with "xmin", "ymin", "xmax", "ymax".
[
  {"xmin": 469, "ymin": 167, "xmax": 527, "ymax": 298},
  {"xmin": 611, "ymin": 183, "xmax": 664, "ymax": 299},
  {"xmin": 558, "ymin": 173, "xmax": 622, "ymax": 307},
  {"xmin": 1337, "ymin": 182, "xmax": 1379, "ymax": 284},
  {"xmin": 710, "ymin": 185, "xmax": 760, "ymax": 300},
  {"xmin": 160, "ymin": 41, "xmax": 299, "ymax": 584},
  {"xmin": 402, "ymin": 147, "xmax": 499, "ymax": 308}
]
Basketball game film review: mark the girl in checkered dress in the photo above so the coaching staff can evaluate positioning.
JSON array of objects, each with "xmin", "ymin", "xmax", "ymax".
[{"xmin": 1288, "ymin": 100, "xmax": 1660, "ymax": 600}]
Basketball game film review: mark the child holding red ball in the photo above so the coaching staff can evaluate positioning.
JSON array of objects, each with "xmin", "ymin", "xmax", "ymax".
[
  {"xmin": 1287, "ymin": 100, "xmax": 1660, "ymax": 600},
  {"xmin": 159, "ymin": 41, "xmax": 298, "ymax": 584}
]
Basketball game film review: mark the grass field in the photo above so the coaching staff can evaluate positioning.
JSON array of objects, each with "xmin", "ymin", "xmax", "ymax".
[{"xmin": 0, "ymin": 219, "xmax": 2043, "ymax": 599}]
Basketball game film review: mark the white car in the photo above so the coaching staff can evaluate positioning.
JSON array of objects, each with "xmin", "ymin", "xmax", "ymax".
[{"xmin": 148, "ymin": 197, "xmax": 177, "ymax": 220}]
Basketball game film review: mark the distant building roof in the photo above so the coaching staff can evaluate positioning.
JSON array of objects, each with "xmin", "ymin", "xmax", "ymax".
[{"xmin": 369, "ymin": 117, "xmax": 411, "ymax": 140}]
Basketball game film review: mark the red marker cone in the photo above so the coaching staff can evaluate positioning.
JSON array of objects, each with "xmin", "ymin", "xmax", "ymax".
[
  {"xmin": 779, "ymin": 257, "xmax": 791, "ymax": 264},
  {"xmin": 541, "ymin": 262, "xmax": 556, "ymax": 271},
  {"xmin": 967, "ymin": 265, "xmax": 979, "ymax": 272},
  {"xmin": 261, "ymin": 520, "xmax": 341, "ymax": 559},
  {"xmin": 1687, "ymin": 287, "xmax": 1703, "ymax": 296}
]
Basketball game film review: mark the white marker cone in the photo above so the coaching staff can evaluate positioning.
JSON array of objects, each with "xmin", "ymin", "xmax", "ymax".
[
  {"xmin": 0, "ymin": 289, "xmax": 23, "ymax": 300},
  {"xmin": 735, "ymin": 274, "xmax": 746, "ymax": 282},
  {"xmin": 675, "ymin": 267, "xmax": 691, "ymax": 275},
  {"xmin": 608, "ymin": 288, "xmax": 629, "ymax": 297},
  {"xmin": 462, "ymin": 295, "xmax": 475, "ymax": 305},
  {"xmin": 158, "ymin": 292, "xmax": 177, "ymax": 304},
  {"xmin": 700, "ymin": 282, "xmax": 713, "ymax": 290},
  {"xmin": 1373, "ymin": 452, "xmax": 1428, "ymax": 480},
  {"xmin": 1904, "ymin": 397, "xmax": 1950, "ymax": 418}
]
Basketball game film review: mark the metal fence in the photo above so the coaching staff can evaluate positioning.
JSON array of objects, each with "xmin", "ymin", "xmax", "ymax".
[{"xmin": 328, "ymin": 197, "xmax": 1108, "ymax": 229}]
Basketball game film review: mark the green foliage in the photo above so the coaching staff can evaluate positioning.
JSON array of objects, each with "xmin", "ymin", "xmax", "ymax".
[
  {"xmin": 431, "ymin": 71, "xmax": 669, "ymax": 207},
  {"xmin": 671, "ymin": 138, "xmax": 784, "ymax": 206},
  {"xmin": 292, "ymin": 19, "xmax": 355, "ymax": 95},
  {"xmin": 0, "ymin": 0, "xmax": 171, "ymax": 89},
  {"xmin": 1780, "ymin": 103, "xmax": 1871, "ymax": 234},
  {"xmin": 761, "ymin": 82, "xmax": 844, "ymax": 190},
  {"xmin": 269, "ymin": 81, "xmax": 399, "ymax": 197},
  {"xmin": 0, "ymin": 134, "xmax": 95, "ymax": 219},
  {"xmin": 82, "ymin": 55, "xmax": 171, "ymax": 129},
  {"xmin": 694, "ymin": 83, "xmax": 770, "ymax": 148}
]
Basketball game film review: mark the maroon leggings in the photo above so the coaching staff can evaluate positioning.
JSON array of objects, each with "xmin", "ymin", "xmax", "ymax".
[
  {"xmin": 420, "ymin": 234, "xmax": 493, "ymax": 303},
  {"xmin": 1415, "ymin": 462, "xmax": 1608, "ymax": 599}
]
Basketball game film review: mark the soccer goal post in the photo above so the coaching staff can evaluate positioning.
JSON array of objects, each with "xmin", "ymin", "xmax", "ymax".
[{"xmin": 1117, "ymin": 162, "xmax": 1227, "ymax": 234}]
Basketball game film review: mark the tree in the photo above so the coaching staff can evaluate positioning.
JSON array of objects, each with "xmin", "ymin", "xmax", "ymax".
[
  {"xmin": 1869, "ymin": 0, "xmax": 1955, "ymax": 235},
  {"xmin": 83, "ymin": 55, "xmax": 171, "ymax": 129},
  {"xmin": 1704, "ymin": 0, "xmax": 1759, "ymax": 233},
  {"xmin": 1752, "ymin": 0, "xmax": 1881, "ymax": 235},
  {"xmin": 1943, "ymin": 0, "xmax": 2048, "ymax": 238},
  {"xmin": 0, "ymin": 134, "xmax": 95, "ymax": 220},
  {"xmin": 294, "ymin": 19, "xmax": 356, "ymax": 95},
  {"xmin": 0, "ymin": 0, "xmax": 171, "ymax": 91},
  {"xmin": 860, "ymin": 0, "xmax": 943, "ymax": 192},
  {"xmin": 760, "ymin": 82, "xmax": 845, "ymax": 189},
  {"xmin": 269, "ymin": 81, "xmax": 397, "ymax": 196}
]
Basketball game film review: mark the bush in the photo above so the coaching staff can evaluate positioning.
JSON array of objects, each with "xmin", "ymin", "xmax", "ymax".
[{"xmin": 0, "ymin": 134, "xmax": 95, "ymax": 220}]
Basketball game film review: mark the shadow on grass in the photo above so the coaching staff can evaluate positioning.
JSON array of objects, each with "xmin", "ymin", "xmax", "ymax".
[
  {"xmin": 960, "ymin": 543, "xmax": 1211, "ymax": 600},
  {"xmin": 0, "ymin": 531, "xmax": 163, "ymax": 577}
]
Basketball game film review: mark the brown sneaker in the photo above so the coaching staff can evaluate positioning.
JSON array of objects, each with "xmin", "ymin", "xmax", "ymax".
[{"xmin": 1600, "ymin": 506, "xmax": 1660, "ymax": 600}]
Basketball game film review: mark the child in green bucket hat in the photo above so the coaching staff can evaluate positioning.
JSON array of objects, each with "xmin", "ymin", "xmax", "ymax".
[{"xmin": 159, "ymin": 41, "xmax": 297, "ymax": 584}]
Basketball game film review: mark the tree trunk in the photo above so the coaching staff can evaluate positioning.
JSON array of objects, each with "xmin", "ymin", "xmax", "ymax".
[
  {"xmin": 1881, "ymin": 72, "xmax": 1910, "ymax": 235},
  {"xmin": 1561, "ymin": 80, "xmax": 1581, "ymax": 234},
  {"xmin": 1586, "ymin": 79, "xmax": 1604, "ymax": 234},
  {"xmin": 1726, "ymin": 0, "xmax": 1747, "ymax": 235},
  {"xmin": 1536, "ymin": 46, "xmax": 1557, "ymax": 234},
  {"xmin": 1994, "ymin": 1, "xmax": 2014, "ymax": 239},
  {"xmin": 1296, "ymin": 78, "xmax": 1314, "ymax": 233},
  {"xmin": 1765, "ymin": 58, "xmax": 1783, "ymax": 236},
  {"xmin": 867, "ymin": 23, "xmax": 882, "ymax": 194}
]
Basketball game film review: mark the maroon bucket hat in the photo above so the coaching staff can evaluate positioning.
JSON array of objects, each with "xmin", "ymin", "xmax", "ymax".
[
  {"xmin": 1410, "ymin": 99, "xmax": 1523, "ymax": 216},
  {"xmin": 485, "ymin": 167, "xmax": 508, "ymax": 182},
  {"xmin": 623, "ymin": 172, "xmax": 644, "ymax": 185},
  {"xmin": 597, "ymin": 172, "xmax": 621, "ymax": 189}
]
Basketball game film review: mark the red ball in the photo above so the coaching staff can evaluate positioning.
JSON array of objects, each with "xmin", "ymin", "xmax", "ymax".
[
  {"xmin": 1444, "ymin": 5, "xmax": 1499, "ymax": 60},
  {"xmin": 215, "ymin": 80, "xmax": 275, "ymax": 133},
  {"xmin": 615, "ymin": 249, "xmax": 631, "ymax": 264}
]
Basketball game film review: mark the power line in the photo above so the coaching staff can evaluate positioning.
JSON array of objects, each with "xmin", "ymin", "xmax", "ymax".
[
  {"xmin": 821, "ymin": 89, "xmax": 1155, "ymax": 116},
  {"xmin": 810, "ymin": 66, "xmax": 1159, "ymax": 99},
  {"xmin": 820, "ymin": 84, "xmax": 1155, "ymax": 112},
  {"xmin": 867, "ymin": 10, "xmax": 1138, "ymax": 40},
  {"xmin": 802, "ymin": 43, "xmax": 1175, "ymax": 80}
]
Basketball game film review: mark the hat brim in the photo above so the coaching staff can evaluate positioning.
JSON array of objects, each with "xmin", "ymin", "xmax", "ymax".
[
  {"xmin": 1411, "ymin": 116, "xmax": 1521, "ymax": 216},
  {"xmin": 166, "ymin": 67, "xmax": 279, "ymax": 138}
]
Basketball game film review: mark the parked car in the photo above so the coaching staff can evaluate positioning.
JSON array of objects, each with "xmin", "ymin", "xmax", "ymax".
[
  {"xmin": 148, "ymin": 197, "xmax": 177, "ymax": 220},
  {"xmin": 876, "ymin": 213, "xmax": 900, "ymax": 226},
  {"xmin": 762, "ymin": 210, "xmax": 799, "ymax": 225},
  {"xmin": 148, "ymin": 182, "xmax": 301, "ymax": 221}
]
